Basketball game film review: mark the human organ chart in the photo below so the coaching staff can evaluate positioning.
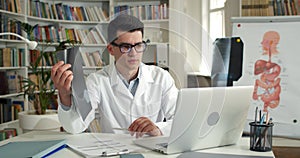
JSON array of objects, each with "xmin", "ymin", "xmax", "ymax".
[
  {"xmin": 252, "ymin": 31, "xmax": 281, "ymax": 112},
  {"xmin": 232, "ymin": 17, "xmax": 300, "ymax": 138}
]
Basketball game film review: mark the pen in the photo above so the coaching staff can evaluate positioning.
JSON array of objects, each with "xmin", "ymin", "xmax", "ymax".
[
  {"xmin": 254, "ymin": 107, "xmax": 258, "ymax": 124},
  {"xmin": 102, "ymin": 149, "xmax": 129, "ymax": 156},
  {"xmin": 259, "ymin": 110, "xmax": 262, "ymax": 123},
  {"xmin": 265, "ymin": 112, "xmax": 269, "ymax": 124},
  {"xmin": 263, "ymin": 118, "xmax": 273, "ymax": 150},
  {"xmin": 260, "ymin": 114, "xmax": 265, "ymax": 125},
  {"xmin": 255, "ymin": 113, "xmax": 265, "ymax": 148}
]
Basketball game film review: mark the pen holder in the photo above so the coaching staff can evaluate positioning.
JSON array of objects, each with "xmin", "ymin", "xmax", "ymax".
[{"xmin": 249, "ymin": 122, "xmax": 274, "ymax": 152}]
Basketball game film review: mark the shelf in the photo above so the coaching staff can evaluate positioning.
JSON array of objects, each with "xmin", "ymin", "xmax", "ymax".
[
  {"xmin": 0, "ymin": 39, "xmax": 27, "ymax": 44},
  {"xmin": 37, "ymin": 42, "xmax": 108, "ymax": 47},
  {"xmin": 27, "ymin": 15, "xmax": 109, "ymax": 25},
  {"xmin": 0, "ymin": 93, "xmax": 24, "ymax": 99},
  {"xmin": 0, "ymin": 10, "xmax": 25, "ymax": 18},
  {"xmin": 0, "ymin": 67, "xmax": 27, "ymax": 70},
  {"xmin": 143, "ymin": 19, "xmax": 169, "ymax": 23},
  {"xmin": 0, "ymin": 120, "xmax": 19, "ymax": 128}
]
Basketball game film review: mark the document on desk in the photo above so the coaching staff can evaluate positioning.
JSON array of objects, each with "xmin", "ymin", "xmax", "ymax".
[{"xmin": 66, "ymin": 133, "xmax": 143, "ymax": 157}]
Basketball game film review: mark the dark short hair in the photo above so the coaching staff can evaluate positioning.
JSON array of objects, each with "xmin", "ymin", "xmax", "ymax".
[{"xmin": 108, "ymin": 14, "xmax": 144, "ymax": 43}]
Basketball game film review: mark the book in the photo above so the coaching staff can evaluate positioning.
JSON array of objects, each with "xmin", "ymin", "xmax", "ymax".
[
  {"xmin": 6, "ymin": 71, "xmax": 19, "ymax": 93},
  {"xmin": 14, "ymin": 0, "xmax": 22, "ymax": 14},
  {"xmin": 0, "ymin": 71, "xmax": 9, "ymax": 95},
  {"xmin": 0, "ymin": 49, "xmax": 3, "ymax": 66},
  {"xmin": 55, "ymin": 3, "xmax": 64, "ymax": 20},
  {"xmin": 0, "ymin": 98, "xmax": 12, "ymax": 123},
  {"xmin": 0, "ymin": 130, "xmax": 6, "ymax": 141},
  {"xmin": 3, "ymin": 128, "xmax": 17, "ymax": 139},
  {"xmin": 92, "ymin": 51, "xmax": 103, "ymax": 67},
  {"xmin": 0, "ymin": 128, "xmax": 17, "ymax": 141},
  {"xmin": 0, "ymin": 139, "xmax": 66, "ymax": 158},
  {"xmin": 12, "ymin": 100, "xmax": 24, "ymax": 119},
  {"xmin": 2, "ymin": 48, "xmax": 11, "ymax": 67},
  {"xmin": 81, "ymin": 51, "xmax": 90, "ymax": 66}
]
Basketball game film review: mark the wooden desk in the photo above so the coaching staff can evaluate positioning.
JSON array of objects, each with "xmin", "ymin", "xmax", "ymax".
[
  {"xmin": 273, "ymin": 137, "xmax": 300, "ymax": 158},
  {"xmin": 273, "ymin": 146, "xmax": 300, "ymax": 158}
]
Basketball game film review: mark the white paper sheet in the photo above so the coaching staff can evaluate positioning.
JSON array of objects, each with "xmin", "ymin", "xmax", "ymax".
[{"xmin": 66, "ymin": 133, "xmax": 144, "ymax": 157}]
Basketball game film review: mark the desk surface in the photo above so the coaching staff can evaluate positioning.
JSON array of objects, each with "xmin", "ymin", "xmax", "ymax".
[{"xmin": 2, "ymin": 131, "xmax": 296, "ymax": 158}]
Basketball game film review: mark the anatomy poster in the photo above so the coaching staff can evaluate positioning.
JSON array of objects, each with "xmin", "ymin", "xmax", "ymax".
[{"xmin": 232, "ymin": 17, "xmax": 300, "ymax": 138}]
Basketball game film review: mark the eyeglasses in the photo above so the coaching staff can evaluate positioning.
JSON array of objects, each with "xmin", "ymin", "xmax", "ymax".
[{"xmin": 111, "ymin": 41, "xmax": 148, "ymax": 54}]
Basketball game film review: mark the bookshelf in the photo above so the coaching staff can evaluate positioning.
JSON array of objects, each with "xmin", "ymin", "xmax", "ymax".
[
  {"xmin": 0, "ymin": 0, "xmax": 170, "ymax": 137},
  {"xmin": 225, "ymin": 0, "xmax": 300, "ymax": 36},
  {"xmin": 240, "ymin": 0, "xmax": 300, "ymax": 16}
]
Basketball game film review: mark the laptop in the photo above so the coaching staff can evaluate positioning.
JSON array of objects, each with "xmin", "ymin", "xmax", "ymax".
[{"xmin": 134, "ymin": 86, "xmax": 253, "ymax": 154}]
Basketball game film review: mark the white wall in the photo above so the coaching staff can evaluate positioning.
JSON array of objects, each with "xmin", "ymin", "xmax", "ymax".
[
  {"xmin": 169, "ymin": 0, "xmax": 241, "ymax": 88},
  {"xmin": 224, "ymin": 0, "xmax": 241, "ymax": 36},
  {"xmin": 169, "ymin": 0, "xmax": 207, "ymax": 88}
]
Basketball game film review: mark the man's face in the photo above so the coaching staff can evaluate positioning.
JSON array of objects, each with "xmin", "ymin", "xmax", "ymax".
[{"xmin": 108, "ymin": 30, "xmax": 144, "ymax": 73}]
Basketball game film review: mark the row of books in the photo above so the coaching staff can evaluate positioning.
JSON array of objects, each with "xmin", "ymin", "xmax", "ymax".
[
  {"xmin": 0, "ymin": 47, "xmax": 26, "ymax": 67},
  {"xmin": 0, "ymin": 0, "xmax": 23, "ymax": 14},
  {"xmin": 30, "ymin": 48, "xmax": 107, "ymax": 67},
  {"xmin": 81, "ymin": 50, "xmax": 105, "ymax": 67},
  {"xmin": 30, "ymin": 48, "xmax": 106, "ymax": 67},
  {"xmin": 32, "ymin": 25, "xmax": 106, "ymax": 44},
  {"xmin": 29, "ymin": 49, "xmax": 58, "ymax": 67},
  {"xmin": 28, "ymin": 0, "xmax": 109, "ymax": 22},
  {"xmin": 0, "ymin": 128, "xmax": 17, "ymax": 141},
  {"xmin": 0, "ymin": 71, "xmax": 23, "ymax": 95},
  {"xmin": 0, "ymin": 98, "xmax": 24, "ymax": 124},
  {"xmin": 114, "ymin": 3, "xmax": 168, "ymax": 20},
  {"xmin": 242, "ymin": 0, "xmax": 299, "ymax": 16},
  {"xmin": 0, "ymin": 46, "xmax": 61, "ymax": 67},
  {"xmin": 0, "ymin": 15, "xmax": 22, "ymax": 40}
]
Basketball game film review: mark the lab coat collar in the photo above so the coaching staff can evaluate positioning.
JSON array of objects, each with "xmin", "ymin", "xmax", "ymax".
[
  {"xmin": 109, "ymin": 63, "xmax": 154, "ymax": 97},
  {"xmin": 134, "ymin": 63, "xmax": 154, "ymax": 98}
]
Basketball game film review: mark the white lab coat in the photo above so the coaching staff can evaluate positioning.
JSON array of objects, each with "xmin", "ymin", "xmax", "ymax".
[{"xmin": 58, "ymin": 63, "xmax": 178, "ymax": 135}]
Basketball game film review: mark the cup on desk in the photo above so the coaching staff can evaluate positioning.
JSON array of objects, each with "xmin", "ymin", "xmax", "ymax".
[{"xmin": 249, "ymin": 121, "xmax": 274, "ymax": 152}]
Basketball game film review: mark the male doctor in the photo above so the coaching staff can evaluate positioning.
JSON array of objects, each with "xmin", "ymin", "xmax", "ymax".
[{"xmin": 51, "ymin": 14, "xmax": 178, "ymax": 137}]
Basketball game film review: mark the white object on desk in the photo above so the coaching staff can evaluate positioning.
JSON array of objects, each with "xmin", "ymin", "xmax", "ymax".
[
  {"xmin": 0, "ymin": 131, "xmax": 275, "ymax": 158},
  {"xmin": 134, "ymin": 86, "xmax": 253, "ymax": 154},
  {"xmin": 66, "ymin": 133, "xmax": 137, "ymax": 157}
]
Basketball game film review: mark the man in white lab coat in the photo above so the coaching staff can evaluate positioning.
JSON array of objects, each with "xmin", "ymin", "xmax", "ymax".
[{"xmin": 51, "ymin": 14, "xmax": 178, "ymax": 137}]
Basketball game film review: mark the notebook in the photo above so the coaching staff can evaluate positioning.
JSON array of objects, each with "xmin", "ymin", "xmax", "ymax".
[
  {"xmin": 0, "ymin": 139, "xmax": 66, "ymax": 158},
  {"xmin": 134, "ymin": 86, "xmax": 253, "ymax": 154}
]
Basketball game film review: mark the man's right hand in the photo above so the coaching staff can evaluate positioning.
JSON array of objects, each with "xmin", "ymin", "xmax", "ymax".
[{"xmin": 51, "ymin": 61, "xmax": 73, "ymax": 106}]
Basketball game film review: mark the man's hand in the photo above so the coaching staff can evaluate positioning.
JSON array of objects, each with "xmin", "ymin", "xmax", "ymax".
[
  {"xmin": 51, "ymin": 61, "xmax": 73, "ymax": 106},
  {"xmin": 128, "ymin": 117, "xmax": 162, "ymax": 138}
]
